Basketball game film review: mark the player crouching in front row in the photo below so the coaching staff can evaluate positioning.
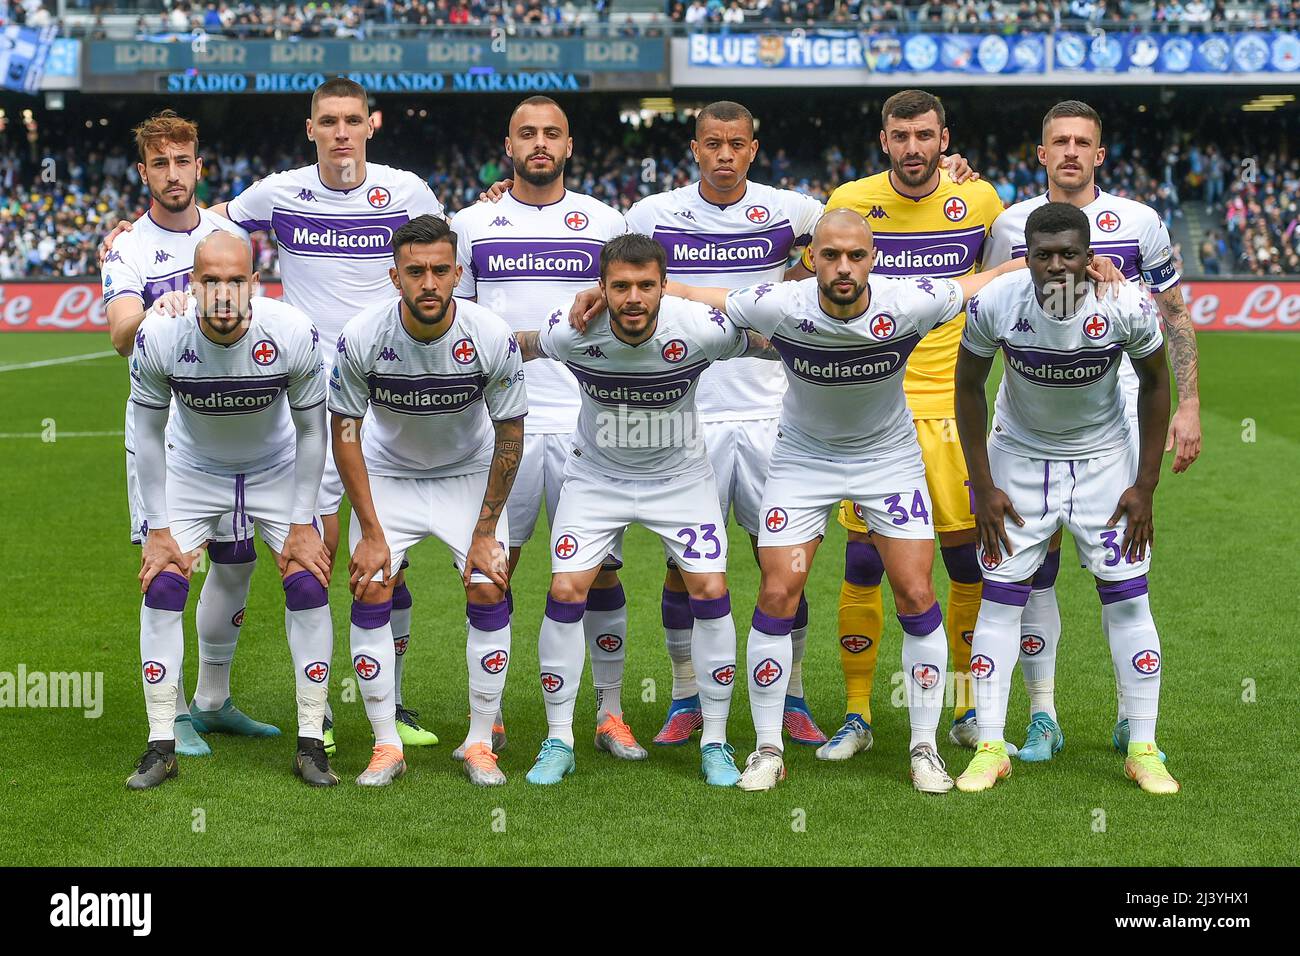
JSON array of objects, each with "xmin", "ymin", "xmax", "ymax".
[
  {"xmin": 953, "ymin": 202, "xmax": 1179, "ymax": 795},
  {"xmin": 127, "ymin": 232, "xmax": 337, "ymax": 790},
  {"xmin": 330, "ymin": 215, "xmax": 525, "ymax": 788}
]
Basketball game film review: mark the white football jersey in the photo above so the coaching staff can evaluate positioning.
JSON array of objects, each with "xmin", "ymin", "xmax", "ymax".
[
  {"xmin": 329, "ymin": 298, "xmax": 527, "ymax": 480},
  {"xmin": 129, "ymin": 296, "xmax": 325, "ymax": 476},
  {"xmin": 102, "ymin": 207, "xmax": 250, "ymax": 455},
  {"xmin": 226, "ymin": 162, "xmax": 444, "ymax": 345},
  {"xmin": 451, "ymin": 190, "xmax": 627, "ymax": 434},
  {"xmin": 724, "ymin": 276, "xmax": 963, "ymax": 458},
  {"xmin": 962, "ymin": 270, "xmax": 1164, "ymax": 460},
  {"xmin": 627, "ymin": 181, "xmax": 824, "ymax": 423},
  {"xmin": 538, "ymin": 295, "xmax": 748, "ymax": 480}
]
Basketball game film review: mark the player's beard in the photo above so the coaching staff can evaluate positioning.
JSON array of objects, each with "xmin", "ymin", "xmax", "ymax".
[
  {"xmin": 612, "ymin": 300, "xmax": 659, "ymax": 342},
  {"xmin": 404, "ymin": 292, "xmax": 451, "ymax": 326},
  {"xmin": 513, "ymin": 151, "xmax": 566, "ymax": 187},
  {"xmin": 892, "ymin": 151, "xmax": 940, "ymax": 189},
  {"xmin": 200, "ymin": 302, "xmax": 249, "ymax": 337},
  {"xmin": 152, "ymin": 181, "xmax": 196, "ymax": 214},
  {"xmin": 818, "ymin": 275, "xmax": 867, "ymax": 307}
]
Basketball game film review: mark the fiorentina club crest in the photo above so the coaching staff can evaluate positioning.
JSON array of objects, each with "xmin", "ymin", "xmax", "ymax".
[
  {"xmin": 367, "ymin": 186, "xmax": 391, "ymax": 209},
  {"xmin": 981, "ymin": 551, "xmax": 1001, "ymax": 570},
  {"xmin": 564, "ymin": 210, "xmax": 589, "ymax": 231},
  {"xmin": 452, "ymin": 338, "xmax": 477, "ymax": 364},
  {"xmin": 1132, "ymin": 649, "xmax": 1161, "ymax": 675},
  {"xmin": 1020, "ymin": 634, "xmax": 1045, "ymax": 656},
  {"xmin": 661, "ymin": 339, "xmax": 687, "ymax": 363},
  {"xmin": 304, "ymin": 661, "xmax": 329, "ymax": 683},
  {"xmin": 764, "ymin": 507, "xmax": 788, "ymax": 532},
  {"xmin": 745, "ymin": 204, "xmax": 770, "ymax": 224},
  {"xmin": 752, "ymin": 658, "xmax": 783, "ymax": 687},
  {"xmin": 1083, "ymin": 313, "xmax": 1110, "ymax": 340},
  {"xmin": 868, "ymin": 313, "xmax": 896, "ymax": 341},
  {"xmin": 481, "ymin": 649, "xmax": 509, "ymax": 674},
  {"xmin": 911, "ymin": 662, "xmax": 941, "ymax": 689},
  {"xmin": 540, "ymin": 672, "xmax": 564, "ymax": 693},
  {"xmin": 943, "ymin": 197, "xmax": 968, "ymax": 222},
  {"xmin": 554, "ymin": 534, "xmax": 578, "ymax": 559},
  {"xmin": 252, "ymin": 339, "xmax": 278, "ymax": 366},
  {"xmin": 353, "ymin": 654, "xmax": 380, "ymax": 680},
  {"xmin": 595, "ymin": 633, "xmax": 622, "ymax": 653},
  {"xmin": 711, "ymin": 664, "xmax": 736, "ymax": 686},
  {"xmin": 1095, "ymin": 210, "xmax": 1120, "ymax": 233},
  {"xmin": 969, "ymin": 654, "xmax": 995, "ymax": 679},
  {"xmin": 142, "ymin": 661, "xmax": 166, "ymax": 684},
  {"xmin": 840, "ymin": 634, "xmax": 873, "ymax": 654}
]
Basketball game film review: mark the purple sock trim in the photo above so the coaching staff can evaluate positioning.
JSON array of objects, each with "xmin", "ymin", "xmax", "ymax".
[
  {"xmin": 844, "ymin": 540, "xmax": 884, "ymax": 587},
  {"xmin": 505, "ymin": 589, "xmax": 514, "ymax": 615},
  {"xmin": 940, "ymin": 543, "xmax": 982, "ymax": 585},
  {"xmin": 208, "ymin": 538, "xmax": 256, "ymax": 565},
  {"xmin": 144, "ymin": 571, "xmax": 189, "ymax": 611},
  {"xmin": 752, "ymin": 608, "xmax": 795, "ymax": 637},
  {"xmin": 467, "ymin": 600, "xmax": 510, "ymax": 632},
  {"xmin": 586, "ymin": 584, "xmax": 626, "ymax": 613},
  {"xmin": 545, "ymin": 595, "xmax": 587, "ymax": 624},
  {"xmin": 391, "ymin": 581, "xmax": 413, "ymax": 611},
  {"xmin": 661, "ymin": 587, "xmax": 693, "ymax": 629},
  {"xmin": 983, "ymin": 581, "xmax": 1032, "ymax": 607},
  {"xmin": 793, "ymin": 593, "xmax": 809, "ymax": 630},
  {"xmin": 1032, "ymin": 549, "xmax": 1062, "ymax": 590},
  {"xmin": 351, "ymin": 599, "xmax": 393, "ymax": 629},
  {"xmin": 283, "ymin": 570, "xmax": 329, "ymax": 611},
  {"xmin": 1097, "ymin": 576, "xmax": 1149, "ymax": 606},
  {"xmin": 898, "ymin": 602, "xmax": 943, "ymax": 636},
  {"xmin": 690, "ymin": 593, "xmax": 731, "ymax": 620}
]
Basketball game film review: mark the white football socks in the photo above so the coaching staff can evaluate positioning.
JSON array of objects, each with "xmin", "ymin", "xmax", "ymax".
[
  {"xmin": 970, "ymin": 582, "xmax": 1030, "ymax": 744},
  {"xmin": 194, "ymin": 555, "xmax": 255, "ymax": 712},
  {"xmin": 662, "ymin": 586, "xmax": 696, "ymax": 700},
  {"xmin": 538, "ymin": 596, "xmax": 586, "ymax": 747},
  {"xmin": 584, "ymin": 584, "xmax": 627, "ymax": 722},
  {"xmin": 1100, "ymin": 578, "xmax": 1162, "ymax": 744},
  {"xmin": 746, "ymin": 608, "xmax": 793, "ymax": 752},
  {"xmin": 898, "ymin": 603, "xmax": 949, "ymax": 751},
  {"xmin": 350, "ymin": 599, "xmax": 398, "ymax": 748},
  {"xmin": 283, "ymin": 571, "xmax": 332, "ymax": 741},
  {"xmin": 140, "ymin": 571, "xmax": 189, "ymax": 742},
  {"xmin": 689, "ymin": 593, "xmax": 736, "ymax": 747},
  {"xmin": 466, "ymin": 600, "xmax": 512, "ymax": 746}
]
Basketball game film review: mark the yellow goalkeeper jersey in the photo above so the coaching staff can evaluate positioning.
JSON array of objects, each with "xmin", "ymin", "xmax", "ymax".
[{"xmin": 803, "ymin": 170, "xmax": 1004, "ymax": 419}]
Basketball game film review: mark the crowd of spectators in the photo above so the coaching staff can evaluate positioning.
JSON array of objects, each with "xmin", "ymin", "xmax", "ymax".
[{"xmin": 1214, "ymin": 153, "xmax": 1300, "ymax": 276}]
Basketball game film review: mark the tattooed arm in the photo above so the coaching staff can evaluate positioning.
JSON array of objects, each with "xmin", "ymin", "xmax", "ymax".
[
  {"xmin": 465, "ymin": 415, "xmax": 524, "ymax": 589},
  {"xmin": 1152, "ymin": 285, "xmax": 1202, "ymax": 473},
  {"xmin": 514, "ymin": 331, "xmax": 545, "ymax": 362},
  {"xmin": 741, "ymin": 330, "xmax": 781, "ymax": 360}
]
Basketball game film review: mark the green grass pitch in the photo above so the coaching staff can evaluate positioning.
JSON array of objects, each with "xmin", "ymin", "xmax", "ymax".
[{"xmin": 0, "ymin": 331, "xmax": 1295, "ymax": 866}]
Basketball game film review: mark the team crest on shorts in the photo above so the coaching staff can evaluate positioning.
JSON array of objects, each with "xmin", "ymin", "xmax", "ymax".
[
  {"xmin": 711, "ymin": 664, "xmax": 736, "ymax": 685},
  {"xmin": 393, "ymin": 636, "xmax": 409, "ymax": 656},
  {"xmin": 943, "ymin": 196, "xmax": 968, "ymax": 222},
  {"xmin": 452, "ymin": 338, "xmax": 477, "ymax": 364},
  {"xmin": 1095, "ymin": 210, "xmax": 1121, "ymax": 233},
  {"xmin": 745, "ymin": 204, "xmax": 770, "ymax": 224},
  {"xmin": 142, "ymin": 660, "xmax": 166, "ymax": 684},
  {"xmin": 981, "ymin": 551, "xmax": 1001, "ymax": 570},
  {"xmin": 661, "ymin": 339, "xmax": 688, "ymax": 363},
  {"xmin": 764, "ymin": 507, "xmax": 788, "ymax": 532},
  {"xmin": 595, "ymin": 633, "xmax": 623, "ymax": 653},
  {"xmin": 1083, "ymin": 313, "xmax": 1109, "ymax": 340},
  {"xmin": 840, "ymin": 634, "xmax": 873, "ymax": 654},
  {"xmin": 367, "ymin": 186, "xmax": 391, "ymax": 209},
  {"xmin": 868, "ymin": 313, "xmax": 896, "ymax": 341},
  {"xmin": 969, "ymin": 654, "xmax": 995, "ymax": 679},
  {"xmin": 481, "ymin": 649, "xmax": 509, "ymax": 674},
  {"xmin": 353, "ymin": 654, "xmax": 380, "ymax": 680},
  {"xmin": 304, "ymin": 661, "xmax": 329, "ymax": 684},
  {"xmin": 251, "ymin": 339, "xmax": 278, "ymax": 365},
  {"xmin": 752, "ymin": 657, "xmax": 783, "ymax": 687},
  {"xmin": 564, "ymin": 210, "xmax": 589, "ymax": 231},
  {"xmin": 554, "ymin": 534, "xmax": 578, "ymax": 559},
  {"xmin": 911, "ymin": 662, "xmax": 941, "ymax": 689},
  {"xmin": 1020, "ymin": 634, "xmax": 1045, "ymax": 656},
  {"xmin": 232, "ymin": 608, "xmax": 245, "ymax": 627},
  {"xmin": 1131, "ymin": 648, "xmax": 1161, "ymax": 675},
  {"xmin": 540, "ymin": 671, "xmax": 564, "ymax": 693}
]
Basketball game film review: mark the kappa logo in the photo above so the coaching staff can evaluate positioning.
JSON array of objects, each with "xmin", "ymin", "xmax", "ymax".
[
  {"xmin": 745, "ymin": 204, "xmax": 770, "ymax": 224},
  {"xmin": 1020, "ymin": 634, "xmax": 1045, "ymax": 656},
  {"xmin": 911, "ymin": 662, "xmax": 941, "ymax": 689},
  {"xmin": 1132, "ymin": 648, "xmax": 1161, "ymax": 675},
  {"xmin": 564, "ymin": 210, "xmax": 589, "ymax": 231},
  {"xmin": 708, "ymin": 307, "xmax": 727, "ymax": 329},
  {"xmin": 1083, "ymin": 313, "xmax": 1109, "ymax": 340},
  {"xmin": 393, "ymin": 636, "xmax": 409, "ymax": 656},
  {"xmin": 796, "ymin": 319, "xmax": 818, "ymax": 334},
  {"xmin": 489, "ymin": 216, "xmax": 513, "ymax": 227},
  {"xmin": 336, "ymin": 335, "xmax": 347, "ymax": 354},
  {"xmin": 711, "ymin": 664, "xmax": 736, "ymax": 686},
  {"xmin": 142, "ymin": 660, "xmax": 166, "ymax": 684},
  {"xmin": 661, "ymin": 339, "xmax": 687, "ymax": 363},
  {"xmin": 674, "ymin": 209, "xmax": 697, "ymax": 221},
  {"xmin": 481, "ymin": 649, "xmax": 509, "ymax": 674},
  {"xmin": 304, "ymin": 661, "xmax": 329, "ymax": 683},
  {"xmin": 310, "ymin": 326, "xmax": 319, "ymax": 346},
  {"xmin": 540, "ymin": 671, "xmax": 564, "ymax": 693},
  {"xmin": 869, "ymin": 313, "xmax": 897, "ymax": 340},
  {"xmin": 379, "ymin": 346, "xmax": 402, "ymax": 362},
  {"xmin": 943, "ymin": 197, "xmax": 968, "ymax": 222},
  {"xmin": 105, "ymin": 250, "xmax": 123, "ymax": 264},
  {"xmin": 1011, "ymin": 316, "xmax": 1036, "ymax": 334},
  {"xmin": 153, "ymin": 250, "xmax": 175, "ymax": 264},
  {"xmin": 548, "ymin": 310, "xmax": 562, "ymax": 328},
  {"xmin": 353, "ymin": 654, "xmax": 380, "ymax": 680},
  {"xmin": 915, "ymin": 277, "xmax": 936, "ymax": 297},
  {"xmin": 981, "ymin": 551, "xmax": 1001, "ymax": 570},
  {"xmin": 452, "ymin": 338, "xmax": 476, "ymax": 364},
  {"xmin": 867, "ymin": 204, "xmax": 889, "ymax": 220},
  {"xmin": 231, "ymin": 608, "xmax": 245, "ymax": 627},
  {"xmin": 764, "ymin": 507, "xmax": 788, "ymax": 532},
  {"xmin": 751, "ymin": 282, "xmax": 774, "ymax": 302},
  {"xmin": 296, "ymin": 188, "xmax": 317, "ymax": 202},
  {"xmin": 581, "ymin": 345, "xmax": 607, "ymax": 359},
  {"xmin": 554, "ymin": 534, "xmax": 578, "ymax": 559},
  {"xmin": 1096, "ymin": 210, "xmax": 1121, "ymax": 233},
  {"xmin": 367, "ymin": 186, "xmax": 391, "ymax": 209},
  {"xmin": 752, "ymin": 657, "xmax": 783, "ymax": 687},
  {"xmin": 969, "ymin": 654, "xmax": 995, "ymax": 679},
  {"xmin": 508, "ymin": 336, "xmax": 518, "ymax": 354},
  {"xmin": 595, "ymin": 633, "xmax": 622, "ymax": 653},
  {"xmin": 179, "ymin": 348, "xmax": 202, "ymax": 364},
  {"xmin": 251, "ymin": 339, "xmax": 278, "ymax": 365},
  {"xmin": 840, "ymin": 634, "xmax": 873, "ymax": 654},
  {"xmin": 135, "ymin": 329, "xmax": 146, "ymax": 354}
]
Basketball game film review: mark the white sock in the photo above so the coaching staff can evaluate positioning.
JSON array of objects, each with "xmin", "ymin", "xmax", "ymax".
[
  {"xmin": 584, "ymin": 584, "xmax": 627, "ymax": 722},
  {"xmin": 141, "ymin": 571, "xmax": 189, "ymax": 741},
  {"xmin": 391, "ymin": 581, "xmax": 412, "ymax": 708},
  {"xmin": 746, "ymin": 609, "xmax": 793, "ymax": 752},
  {"xmin": 194, "ymin": 555, "xmax": 255, "ymax": 712},
  {"xmin": 970, "ymin": 583, "xmax": 1030, "ymax": 744},
  {"xmin": 539, "ymin": 596, "xmax": 586, "ymax": 747},
  {"xmin": 283, "ymin": 571, "xmax": 332, "ymax": 740},
  {"xmin": 175, "ymin": 676, "xmax": 190, "ymax": 718},
  {"xmin": 690, "ymin": 593, "xmax": 736, "ymax": 747},
  {"xmin": 1020, "ymin": 587, "xmax": 1061, "ymax": 721},
  {"xmin": 662, "ymin": 586, "xmax": 696, "ymax": 700},
  {"xmin": 1100, "ymin": 578, "xmax": 1162, "ymax": 744},
  {"xmin": 466, "ymin": 600, "xmax": 511, "ymax": 746},
  {"xmin": 350, "ymin": 599, "xmax": 399, "ymax": 749},
  {"xmin": 899, "ymin": 603, "xmax": 949, "ymax": 751},
  {"xmin": 788, "ymin": 594, "xmax": 809, "ymax": 698}
]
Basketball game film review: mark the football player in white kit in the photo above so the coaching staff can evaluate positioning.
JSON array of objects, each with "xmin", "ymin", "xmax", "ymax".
[
  {"xmin": 671, "ymin": 209, "xmax": 1027, "ymax": 793},
  {"xmin": 103, "ymin": 110, "xmax": 277, "ymax": 756},
  {"xmin": 514, "ymin": 234, "xmax": 779, "ymax": 787},
  {"xmin": 954, "ymin": 202, "xmax": 1179, "ymax": 796},
  {"xmin": 126, "ymin": 232, "xmax": 336, "ymax": 790},
  {"xmin": 331, "ymin": 216, "xmax": 526, "ymax": 788},
  {"xmin": 451, "ymin": 97, "xmax": 642, "ymax": 760},
  {"xmin": 982, "ymin": 100, "xmax": 1201, "ymax": 761}
]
